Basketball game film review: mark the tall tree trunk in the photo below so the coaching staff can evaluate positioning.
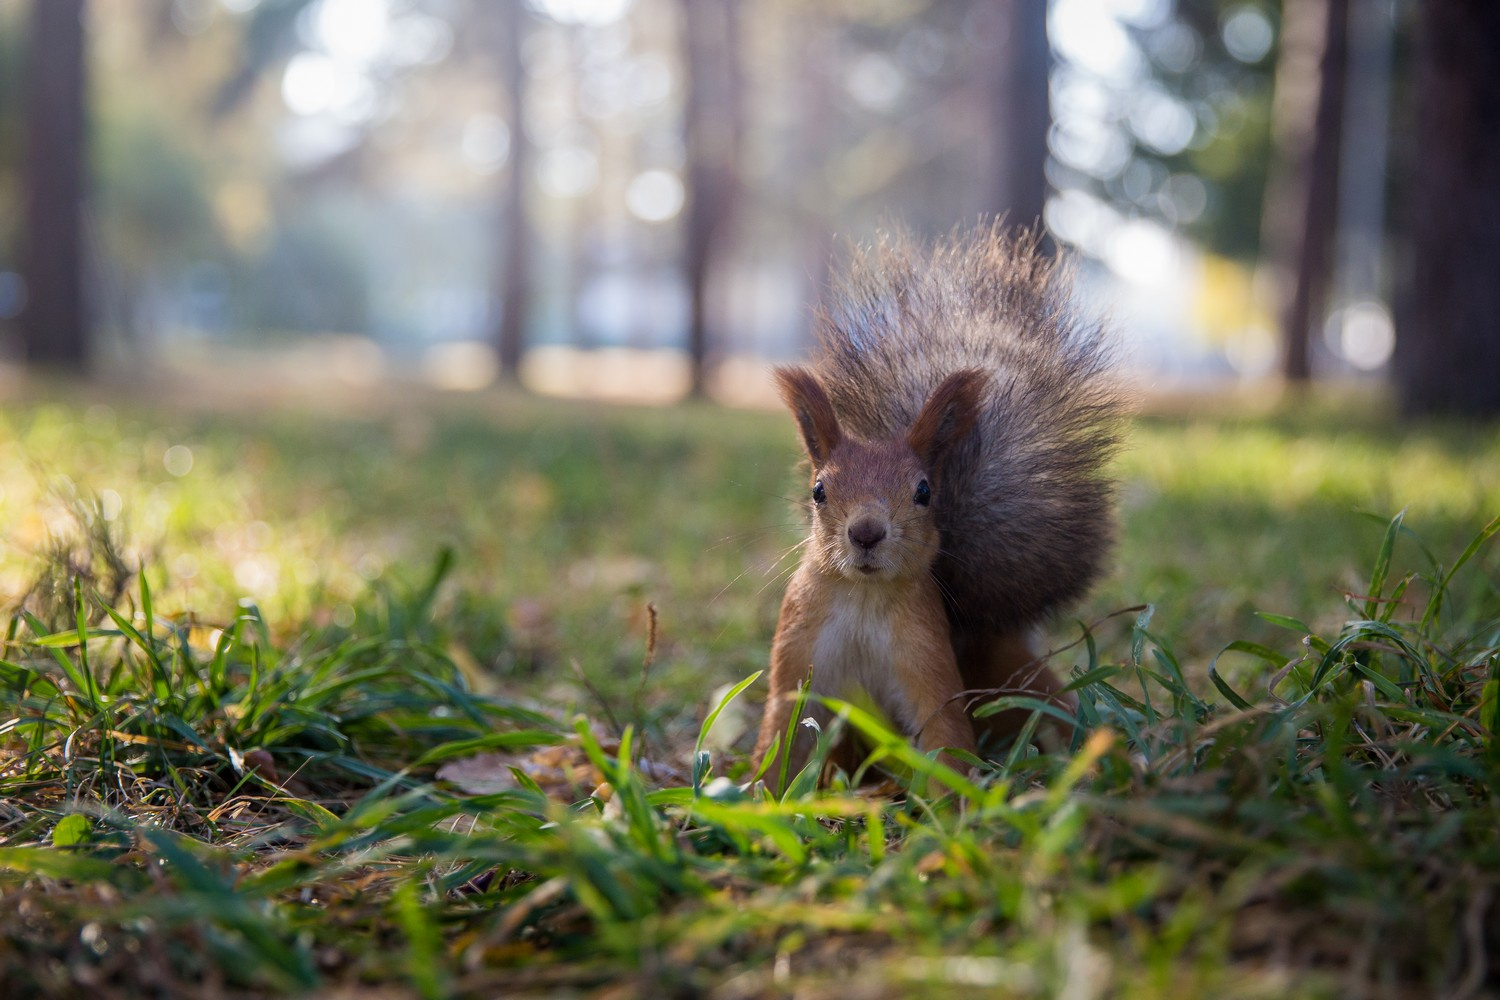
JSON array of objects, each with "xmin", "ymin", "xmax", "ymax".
[
  {"xmin": 1259, "ymin": 0, "xmax": 1348, "ymax": 383},
  {"xmin": 1395, "ymin": 2, "xmax": 1500, "ymax": 416},
  {"xmin": 681, "ymin": 0, "xmax": 741, "ymax": 399},
  {"xmin": 21, "ymin": 0, "xmax": 89, "ymax": 371},
  {"xmin": 494, "ymin": 1, "xmax": 531, "ymax": 383},
  {"xmin": 1332, "ymin": 0, "xmax": 1394, "ymax": 312},
  {"xmin": 984, "ymin": 1, "xmax": 1050, "ymax": 238}
]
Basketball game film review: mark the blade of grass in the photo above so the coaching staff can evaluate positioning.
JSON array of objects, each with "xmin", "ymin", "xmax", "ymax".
[
  {"xmin": 1365, "ymin": 508, "xmax": 1406, "ymax": 621},
  {"xmin": 1422, "ymin": 514, "xmax": 1500, "ymax": 630},
  {"xmin": 693, "ymin": 670, "xmax": 762, "ymax": 793}
]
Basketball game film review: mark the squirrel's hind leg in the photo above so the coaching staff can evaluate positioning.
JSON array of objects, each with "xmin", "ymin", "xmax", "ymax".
[{"xmin": 954, "ymin": 628, "xmax": 1079, "ymax": 754}]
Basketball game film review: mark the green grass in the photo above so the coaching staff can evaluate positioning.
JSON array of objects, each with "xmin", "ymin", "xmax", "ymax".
[{"xmin": 1, "ymin": 383, "xmax": 1498, "ymax": 998}]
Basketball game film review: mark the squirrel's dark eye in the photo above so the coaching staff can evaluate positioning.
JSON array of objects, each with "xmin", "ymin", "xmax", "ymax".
[
  {"xmin": 812, "ymin": 480, "xmax": 826, "ymax": 505},
  {"xmin": 913, "ymin": 479, "xmax": 931, "ymax": 506}
]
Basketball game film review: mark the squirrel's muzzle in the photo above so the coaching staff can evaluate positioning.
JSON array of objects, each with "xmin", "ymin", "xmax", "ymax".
[{"xmin": 847, "ymin": 517, "xmax": 888, "ymax": 552}]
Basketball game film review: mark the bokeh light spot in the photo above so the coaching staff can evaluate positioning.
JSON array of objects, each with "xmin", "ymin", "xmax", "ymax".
[
  {"xmin": 625, "ymin": 170, "xmax": 684, "ymax": 223},
  {"xmin": 163, "ymin": 445, "xmax": 195, "ymax": 478},
  {"xmin": 1222, "ymin": 5, "xmax": 1275, "ymax": 64}
]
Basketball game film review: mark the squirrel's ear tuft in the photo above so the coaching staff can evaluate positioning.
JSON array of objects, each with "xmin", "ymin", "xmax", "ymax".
[
  {"xmin": 774, "ymin": 366, "xmax": 843, "ymax": 466},
  {"xmin": 907, "ymin": 369, "xmax": 987, "ymax": 477}
]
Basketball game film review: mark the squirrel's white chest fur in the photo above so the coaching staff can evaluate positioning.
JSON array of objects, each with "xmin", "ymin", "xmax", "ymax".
[{"xmin": 807, "ymin": 583, "xmax": 919, "ymax": 732}]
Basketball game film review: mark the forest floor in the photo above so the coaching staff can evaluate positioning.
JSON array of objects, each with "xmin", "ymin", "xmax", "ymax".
[{"xmin": 1, "ymin": 373, "xmax": 1497, "ymax": 998}]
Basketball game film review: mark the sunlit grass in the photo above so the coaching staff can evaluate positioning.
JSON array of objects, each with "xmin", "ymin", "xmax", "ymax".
[
  {"xmin": 1103, "ymin": 409, "xmax": 1500, "ymax": 669},
  {"xmin": 0, "ymin": 391, "xmax": 802, "ymax": 721},
  {"xmin": 1, "ymin": 382, "xmax": 1497, "ymax": 997}
]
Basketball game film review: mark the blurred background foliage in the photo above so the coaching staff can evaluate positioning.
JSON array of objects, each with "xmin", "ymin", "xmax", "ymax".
[{"xmin": 3, "ymin": 0, "xmax": 1486, "ymax": 411}]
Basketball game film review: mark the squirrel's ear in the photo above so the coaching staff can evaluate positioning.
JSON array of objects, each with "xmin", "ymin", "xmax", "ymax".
[
  {"xmin": 907, "ymin": 369, "xmax": 987, "ymax": 475},
  {"xmin": 774, "ymin": 366, "xmax": 843, "ymax": 466}
]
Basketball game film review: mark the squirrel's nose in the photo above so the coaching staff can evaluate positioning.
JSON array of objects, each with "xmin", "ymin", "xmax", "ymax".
[{"xmin": 847, "ymin": 518, "xmax": 887, "ymax": 551}]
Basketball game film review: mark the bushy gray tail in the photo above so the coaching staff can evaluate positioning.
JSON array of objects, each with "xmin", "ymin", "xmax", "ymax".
[{"xmin": 810, "ymin": 224, "xmax": 1125, "ymax": 631}]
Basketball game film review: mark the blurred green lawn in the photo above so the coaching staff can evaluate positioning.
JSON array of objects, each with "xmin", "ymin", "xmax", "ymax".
[{"xmin": 3, "ymin": 381, "xmax": 1497, "ymax": 735}]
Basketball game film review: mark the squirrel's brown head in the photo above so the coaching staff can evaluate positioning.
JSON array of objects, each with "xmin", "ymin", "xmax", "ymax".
[{"xmin": 775, "ymin": 365, "xmax": 986, "ymax": 583}]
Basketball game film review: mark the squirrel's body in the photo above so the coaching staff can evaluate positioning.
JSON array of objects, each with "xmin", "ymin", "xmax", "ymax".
[
  {"xmin": 756, "ymin": 226, "xmax": 1123, "ymax": 784},
  {"xmin": 772, "ymin": 513, "xmax": 975, "ymax": 776}
]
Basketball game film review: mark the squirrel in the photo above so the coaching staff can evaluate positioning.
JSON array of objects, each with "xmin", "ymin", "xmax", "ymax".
[{"xmin": 754, "ymin": 225, "xmax": 1124, "ymax": 787}]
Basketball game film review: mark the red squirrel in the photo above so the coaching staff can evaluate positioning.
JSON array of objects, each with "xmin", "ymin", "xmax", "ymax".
[{"xmin": 755, "ymin": 226, "xmax": 1124, "ymax": 787}]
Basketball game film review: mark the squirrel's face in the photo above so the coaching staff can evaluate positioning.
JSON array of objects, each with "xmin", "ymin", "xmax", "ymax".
[
  {"xmin": 775, "ymin": 363, "xmax": 983, "ymax": 584},
  {"xmin": 806, "ymin": 438, "xmax": 942, "ymax": 582}
]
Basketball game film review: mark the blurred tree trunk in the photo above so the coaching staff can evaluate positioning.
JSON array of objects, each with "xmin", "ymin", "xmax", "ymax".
[
  {"xmin": 681, "ymin": 0, "xmax": 741, "ymax": 398},
  {"xmin": 1332, "ymin": 1, "xmax": 1394, "ymax": 313},
  {"xmin": 1395, "ymin": 2, "xmax": 1500, "ymax": 417},
  {"xmin": 21, "ymin": 0, "xmax": 89, "ymax": 370},
  {"xmin": 494, "ymin": 1, "xmax": 531, "ymax": 383},
  {"xmin": 1259, "ymin": 0, "xmax": 1348, "ymax": 383},
  {"xmin": 982, "ymin": 1, "xmax": 1050, "ymax": 239}
]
